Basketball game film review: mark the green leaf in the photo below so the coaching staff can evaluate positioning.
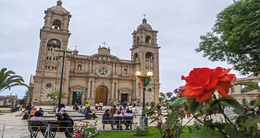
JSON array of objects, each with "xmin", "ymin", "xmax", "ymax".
[
  {"xmin": 204, "ymin": 119, "xmax": 213, "ymax": 127},
  {"xmin": 235, "ymin": 81, "xmax": 259, "ymax": 93},
  {"xmin": 207, "ymin": 100, "xmax": 220, "ymax": 115},
  {"xmin": 241, "ymin": 86, "xmax": 258, "ymax": 93},
  {"xmin": 245, "ymin": 116, "xmax": 260, "ymax": 128},
  {"xmin": 220, "ymin": 98, "xmax": 243, "ymax": 114},
  {"xmin": 189, "ymin": 99, "xmax": 203, "ymax": 115},
  {"xmin": 192, "ymin": 128, "xmax": 225, "ymax": 138},
  {"xmin": 179, "ymin": 110, "xmax": 185, "ymax": 118},
  {"xmin": 224, "ymin": 126, "xmax": 248, "ymax": 138},
  {"xmin": 170, "ymin": 97, "xmax": 187, "ymax": 107},
  {"xmin": 250, "ymin": 98, "xmax": 260, "ymax": 107},
  {"xmin": 167, "ymin": 111, "xmax": 177, "ymax": 128}
]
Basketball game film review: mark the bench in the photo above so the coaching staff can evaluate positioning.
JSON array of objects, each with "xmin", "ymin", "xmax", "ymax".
[
  {"xmin": 28, "ymin": 120, "xmax": 73, "ymax": 138},
  {"xmin": 102, "ymin": 116, "xmax": 133, "ymax": 130}
]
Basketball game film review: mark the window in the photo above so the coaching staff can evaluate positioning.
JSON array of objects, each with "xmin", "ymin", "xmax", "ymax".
[
  {"xmin": 52, "ymin": 20, "xmax": 61, "ymax": 30},
  {"xmin": 146, "ymin": 35, "xmax": 151, "ymax": 44},
  {"xmin": 134, "ymin": 53, "xmax": 138, "ymax": 60},
  {"xmin": 78, "ymin": 65, "xmax": 82, "ymax": 70},
  {"xmin": 124, "ymin": 68, "xmax": 127, "ymax": 74},
  {"xmin": 145, "ymin": 52, "xmax": 154, "ymax": 62},
  {"xmin": 47, "ymin": 39, "xmax": 61, "ymax": 49}
]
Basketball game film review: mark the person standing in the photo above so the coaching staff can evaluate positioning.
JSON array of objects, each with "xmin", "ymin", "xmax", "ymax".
[
  {"xmin": 33, "ymin": 99, "xmax": 37, "ymax": 107},
  {"xmin": 99, "ymin": 102, "xmax": 103, "ymax": 110},
  {"xmin": 56, "ymin": 104, "xmax": 70, "ymax": 114},
  {"xmin": 85, "ymin": 102, "xmax": 90, "ymax": 108},
  {"xmin": 128, "ymin": 104, "xmax": 133, "ymax": 111},
  {"xmin": 137, "ymin": 101, "xmax": 140, "ymax": 107},
  {"xmin": 123, "ymin": 102, "xmax": 127, "ymax": 110},
  {"xmin": 132, "ymin": 105, "xmax": 138, "ymax": 118}
]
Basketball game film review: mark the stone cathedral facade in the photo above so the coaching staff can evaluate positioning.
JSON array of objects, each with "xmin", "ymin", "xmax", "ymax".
[{"xmin": 29, "ymin": 1, "xmax": 160, "ymax": 105}]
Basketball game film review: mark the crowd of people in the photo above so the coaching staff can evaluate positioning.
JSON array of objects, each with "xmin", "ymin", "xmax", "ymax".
[{"xmin": 21, "ymin": 102, "xmax": 44, "ymax": 120}]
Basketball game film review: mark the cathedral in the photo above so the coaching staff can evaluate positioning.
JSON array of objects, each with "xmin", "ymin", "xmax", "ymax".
[{"xmin": 29, "ymin": 1, "xmax": 160, "ymax": 105}]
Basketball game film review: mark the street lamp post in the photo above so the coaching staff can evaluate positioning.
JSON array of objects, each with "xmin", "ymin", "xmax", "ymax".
[
  {"xmin": 55, "ymin": 48, "xmax": 72, "ymax": 106},
  {"xmin": 136, "ymin": 71, "xmax": 153, "ymax": 127}
]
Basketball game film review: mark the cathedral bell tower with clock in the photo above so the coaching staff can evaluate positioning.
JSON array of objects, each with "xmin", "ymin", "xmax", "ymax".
[
  {"xmin": 131, "ymin": 17, "xmax": 160, "ymax": 104},
  {"xmin": 32, "ymin": 0, "xmax": 72, "ymax": 104}
]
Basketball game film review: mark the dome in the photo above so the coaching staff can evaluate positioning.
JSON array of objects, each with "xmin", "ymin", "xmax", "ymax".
[
  {"xmin": 137, "ymin": 18, "xmax": 153, "ymax": 31},
  {"xmin": 49, "ymin": 6, "xmax": 68, "ymax": 13},
  {"xmin": 47, "ymin": 1, "xmax": 69, "ymax": 14}
]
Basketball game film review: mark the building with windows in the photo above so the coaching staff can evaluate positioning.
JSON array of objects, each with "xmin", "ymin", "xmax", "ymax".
[
  {"xmin": 230, "ymin": 75, "xmax": 259, "ymax": 105},
  {"xmin": 29, "ymin": 0, "xmax": 160, "ymax": 105}
]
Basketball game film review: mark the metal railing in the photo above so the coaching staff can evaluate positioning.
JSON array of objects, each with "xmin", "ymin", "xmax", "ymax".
[
  {"xmin": 0, "ymin": 124, "xmax": 74, "ymax": 138},
  {"xmin": 0, "ymin": 120, "xmax": 137, "ymax": 138}
]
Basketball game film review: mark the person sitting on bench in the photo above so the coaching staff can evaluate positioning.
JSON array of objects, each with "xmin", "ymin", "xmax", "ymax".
[
  {"xmin": 124, "ymin": 110, "xmax": 133, "ymax": 130},
  {"xmin": 29, "ymin": 111, "xmax": 44, "ymax": 121}
]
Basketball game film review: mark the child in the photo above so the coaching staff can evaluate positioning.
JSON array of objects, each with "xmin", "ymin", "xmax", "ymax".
[{"xmin": 157, "ymin": 108, "xmax": 162, "ymax": 119}]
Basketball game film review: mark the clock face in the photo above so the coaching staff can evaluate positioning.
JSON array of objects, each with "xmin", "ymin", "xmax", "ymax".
[
  {"xmin": 148, "ymin": 88, "xmax": 152, "ymax": 92},
  {"xmin": 52, "ymin": 40, "xmax": 57, "ymax": 44},
  {"xmin": 97, "ymin": 66, "xmax": 109, "ymax": 76}
]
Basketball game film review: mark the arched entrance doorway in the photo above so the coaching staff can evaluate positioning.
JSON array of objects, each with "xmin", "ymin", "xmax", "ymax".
[{"xmin": 95, "ymin": 86, "xmax": 108, "ymax": 105}]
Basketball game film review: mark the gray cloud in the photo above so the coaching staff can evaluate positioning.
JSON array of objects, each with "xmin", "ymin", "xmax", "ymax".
[{"xmin": 0, "ymin": 0, "xmax": 244, "ymax": 99}]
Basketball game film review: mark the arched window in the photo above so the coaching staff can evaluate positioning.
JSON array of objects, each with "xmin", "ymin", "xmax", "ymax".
[
  {"xmin": 47, "ymin": 39, "xmax": 61, "ymax": 49},
  {"xmin": 78, "ymin": 65, "xmax": 82, "ymax": 70},
  {"xmin": 137, "ymin": 36, "xmax": 139, "ymax": 44},
  {"xmin": 134, "ymin": 53, "xmax": 139, "ymax": 60},
  {"xmin": 52, "ymin": 20, "xmax": 61, "ymax": 30},
  {"xmin": 145, "ymin": 52, "xmax": 154, "ymax": 62},
  {"xmin": 124, "ymin": 68, "xmax": 127, "ymax": 74},
  {"xmin": 146, "ymin": 35, "xmax": 151, "ymax": 44}
]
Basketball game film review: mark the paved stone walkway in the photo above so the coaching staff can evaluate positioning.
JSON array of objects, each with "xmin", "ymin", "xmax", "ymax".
[{"xmin": 0, "ymin": 105, "xmax": 231, "ymax": 138}]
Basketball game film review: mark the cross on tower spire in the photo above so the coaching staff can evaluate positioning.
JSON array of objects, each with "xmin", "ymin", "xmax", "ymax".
[
  {"xmin": 102, "ymin": 41, "xmax": 107, "ymax": 47},
  {"xmin": 142, "ymin": 14, "xmax": 147, "ymax": 23}
]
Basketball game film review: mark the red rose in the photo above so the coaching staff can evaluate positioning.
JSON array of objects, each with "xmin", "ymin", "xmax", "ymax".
[{"xmin": 181, "ymin": 67, "xmax": 236, "ymax": 103}]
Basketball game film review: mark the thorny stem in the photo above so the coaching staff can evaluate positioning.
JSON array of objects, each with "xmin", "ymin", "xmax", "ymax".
[
  {"xmin": 181, "ymin": 116, "xmax": 194, "ymax": 130},
  {"xmin": 193, "ymin": 115, "xmax": 203, "ymax": 124},
  {"xmin": 213, "ymin": 94, "xmax": 237, "ymax": 130}
]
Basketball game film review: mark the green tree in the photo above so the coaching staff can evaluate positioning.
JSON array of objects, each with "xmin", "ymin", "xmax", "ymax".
[
  {"xmin": 23, "ymin": 90, "xmax": 28, "ymax": 100},
  {"xmin": 0, "ymin": 68, "xmax": 28, "ymax": 92},
  {"xmin": 196, "ymin": 0, "xmax": 260, "ymax": 75},
  {"xmin": 47, "ymin": 90, "xmax": 66, "ymax": 105}
]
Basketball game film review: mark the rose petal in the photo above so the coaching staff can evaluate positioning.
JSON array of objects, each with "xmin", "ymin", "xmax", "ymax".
[
  {"xmin": 195, "ymin": 89, "xmax": 214, "ymax": 103},
  {"xmin": 215, "ymin": 82, "xmax": 232, "ymax": 97},
  {"xmin": 219, "ymin": 74, "xmax": 236, "ymax": 81},
  {"xmin": 182, "ymin": 85, "xmax": 204, "ymax": 97}
]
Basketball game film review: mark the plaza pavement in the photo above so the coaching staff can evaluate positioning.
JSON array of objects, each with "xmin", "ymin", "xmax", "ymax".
[
  {"xmin": 0, "ymin": 105, "xmax": 228, "ymax": 127},
  {"xmin": 0, "ymin": 105, "xmax": 229, "ymax": 138}
]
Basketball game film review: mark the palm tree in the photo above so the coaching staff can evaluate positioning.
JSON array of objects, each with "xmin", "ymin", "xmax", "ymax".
[{"xmin": 0, "ymin": 68, "xmax": 28, "ymax": 92}]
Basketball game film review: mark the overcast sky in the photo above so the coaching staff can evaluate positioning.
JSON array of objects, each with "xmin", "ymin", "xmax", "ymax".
[{"xmin": 0, "ymin": 0, "xmax": 245, "ymax": 99}]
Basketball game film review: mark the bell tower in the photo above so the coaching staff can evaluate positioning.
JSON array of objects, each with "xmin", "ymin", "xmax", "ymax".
[
  {"xmin": 131, "ymin": 18, "xmax": 160, "ymax": 104},
  {"xmin": 33, "ymin": 0, "xmax": 72, "ymax": 104}
]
